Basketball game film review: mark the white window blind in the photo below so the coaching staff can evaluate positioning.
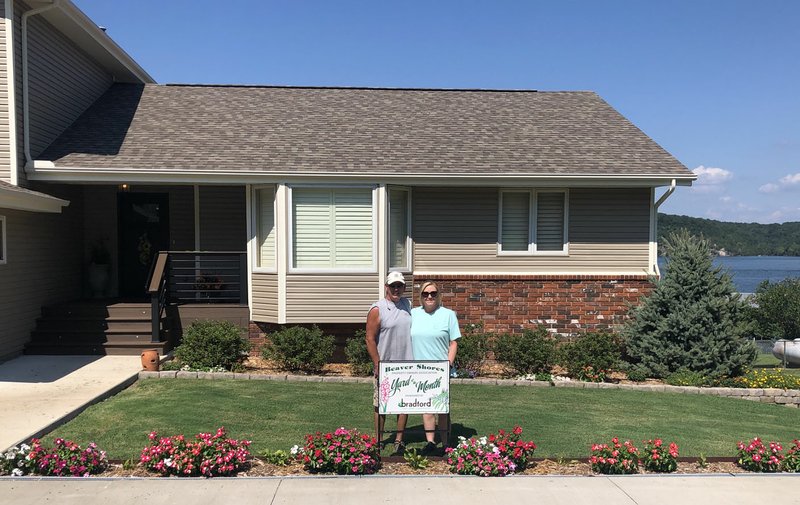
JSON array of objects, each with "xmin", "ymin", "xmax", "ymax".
[
  {"xmin": 292, "ymin": 188, "xmax": 373, "ymax": 269},
  {"xmin": 536, "ymin": 192, "xmax": 566, "ymax": 252},
  {"xmin": 0, "ymin": 215, "xmax": 5, "ymax": 264},
  {"xmin": 388, "ymin": 189, "xmax": 409, "ymax": 269},
  {"xmin": 500, "ymin": 192, "xmax": 530, "ymax": 252},
  {"xmin": 256, "ymin": 187, "xmax": 276, "ymax": 268}
]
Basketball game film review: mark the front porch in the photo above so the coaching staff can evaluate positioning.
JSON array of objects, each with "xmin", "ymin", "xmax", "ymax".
[{"xmin": 21, "ymin": 183, "xmax": 251, "ymax": 356}]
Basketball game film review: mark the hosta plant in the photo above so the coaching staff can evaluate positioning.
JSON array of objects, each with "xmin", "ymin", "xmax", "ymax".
[
  {"xmin": 140, "ymin": 427, "xmax": 251, "ymax": 477},
  {"xmin": 292, "ymin": 427, "xmax": 380, "ymax": 475},
  {"xmin": 590, "ymin": 438, "xmax": 639, "ymax": 474},
  {"xmin": 641, "ymin": 439, "xmax": 679, "ymax": 473},
  {"xmin": 736, "ymin": 437, "xmax": 783, "ymax": 473}
]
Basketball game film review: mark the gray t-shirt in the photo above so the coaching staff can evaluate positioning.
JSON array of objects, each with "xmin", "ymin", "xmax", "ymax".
[{"xmin": 371, "ymin": 297, "xmax": 413, "ymax": 361}]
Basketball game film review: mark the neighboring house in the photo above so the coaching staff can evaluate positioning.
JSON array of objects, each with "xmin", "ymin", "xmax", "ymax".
[{"xmin": 0, "ymin": 1, "xmax": 696, "ymax": 361}]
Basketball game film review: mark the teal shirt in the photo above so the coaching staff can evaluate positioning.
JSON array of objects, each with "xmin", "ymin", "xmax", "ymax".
[{"xmin": 410, "ymin": 306, "xmax": 461, "ymax": 361}]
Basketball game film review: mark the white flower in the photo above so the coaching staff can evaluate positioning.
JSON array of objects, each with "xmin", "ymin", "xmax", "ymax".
[
  {"xmin": 19, "ymin": 444, "xmax": 30, "ymax": 452},
  {"xmin": 164, "ymin": 458, "xmax": 173, "ymax": 467},
  {"xmin": 11, "ymin": 468, "xmax": 23, "ymax": 476},
  {"xmin": 479, "ymin": 437, "xmax": 488, "ymax": 446},
  {"xmin": 290, "ymin": 445, "xmax": 300, "ymax": 455},
  {"xmin": 5, "ymin": 452, "xmax": 15, "ymax": 460}
]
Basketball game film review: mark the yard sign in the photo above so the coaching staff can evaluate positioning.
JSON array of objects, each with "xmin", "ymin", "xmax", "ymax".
[{"xmin": 378, "ymin": 360, "xmax": 450, "ymax": 414}]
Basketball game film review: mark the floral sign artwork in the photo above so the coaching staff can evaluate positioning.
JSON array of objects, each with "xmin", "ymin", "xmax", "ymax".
[{"xmin": 378, "ymin": 360, "xmax": 449, "ymax": 414}]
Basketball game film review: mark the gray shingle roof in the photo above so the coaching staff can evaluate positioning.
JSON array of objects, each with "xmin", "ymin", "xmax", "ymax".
[{"xmin": 39, "ymin": 84, "xmax": 692, "ymax": 179}]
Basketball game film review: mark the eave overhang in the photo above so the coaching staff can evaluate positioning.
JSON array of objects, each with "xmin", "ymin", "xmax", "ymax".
[{"xmin": 0, "ymin": 184, "xmax": 69, "ymax": 213}]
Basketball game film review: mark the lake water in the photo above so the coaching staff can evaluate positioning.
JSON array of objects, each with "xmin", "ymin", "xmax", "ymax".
[{"xmin": 657, "ymin": 256, "xmax": 800, "ymax": 294}]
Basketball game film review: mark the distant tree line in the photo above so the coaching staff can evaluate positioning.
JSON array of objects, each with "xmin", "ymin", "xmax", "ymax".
[{"xmin": 658, "ymin": 213, "xmax": 800, "ymax": 256}]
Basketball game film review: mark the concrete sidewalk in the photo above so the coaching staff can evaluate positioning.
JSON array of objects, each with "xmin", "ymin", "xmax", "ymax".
[
  {"xmin": 2, "ymin": 474, "xmax": 799, "ymax": 505},
  {"xmin": 0, "ymin": 355, "xmax": 141, "ymax": 450}
]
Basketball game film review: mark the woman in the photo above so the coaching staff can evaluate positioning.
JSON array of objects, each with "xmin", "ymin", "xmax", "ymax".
[{"xmin": 410, "ymin": 281, "xmax": 460, "ymax": 455}]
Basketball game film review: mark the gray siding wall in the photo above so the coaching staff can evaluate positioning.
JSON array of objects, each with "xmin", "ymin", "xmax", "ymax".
[
  {"xmin": 0, "ymin": 185, "xmax": 83, "ymax": 361},
  {"xmin": 13, "ymin": 0, "xmax": 112, "ymax": 185},
  {"xmin": 413, "ymin": 187, "xmax": 651, "ymax": 274},
  {"xmin": 285, "ymin": 274, "xmax": 378, "ymax": 323},
  {"xmin": 199, "ymin": 186, "xmax": 247, "ymax": 251},
  {"xmin": 251, "ymin": 273, "xmax": 278, "ymax": 322},
  {"xmin": 0, "ymin": 1, "xmax": 11, "ymax": 182}
]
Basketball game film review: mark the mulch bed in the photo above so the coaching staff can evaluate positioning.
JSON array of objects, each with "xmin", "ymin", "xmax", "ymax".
[{"xmin": 98, "ymin": 458, "xmax": 743, "ymax": 478}]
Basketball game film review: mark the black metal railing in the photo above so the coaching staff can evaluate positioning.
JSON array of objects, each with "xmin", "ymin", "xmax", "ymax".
[{"xmin": 165, "ymin": 251, "xmax": 248, "ymax": 305}]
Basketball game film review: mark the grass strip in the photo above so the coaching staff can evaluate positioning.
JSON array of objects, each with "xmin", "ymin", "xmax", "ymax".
[{"xmin": 46, "ymin": 379, "xmax": 800, "ymax": 460}]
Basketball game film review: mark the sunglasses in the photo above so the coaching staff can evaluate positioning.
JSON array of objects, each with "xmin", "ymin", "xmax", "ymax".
[
  {"xmin": 421, "ymin": 291, "xmax": 438, "ymax": 298},
  {"xmin": 388, "ymin": 283, "xmax": 405, "ymax": 289}
]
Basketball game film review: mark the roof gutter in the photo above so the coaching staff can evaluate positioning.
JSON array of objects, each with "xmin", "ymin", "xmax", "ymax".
[
  {"xmin": 21, "ymin": 0, "xmax": 61, "ymax": 171},
  {"xmin": 651, "ymin": 178, "xmax": 677, "ymax": 277}
]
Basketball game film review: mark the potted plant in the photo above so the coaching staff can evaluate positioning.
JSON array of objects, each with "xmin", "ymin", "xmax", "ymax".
[{"xmin": 88, "ymin": 238, "xmax": 111, "ymax": 298}]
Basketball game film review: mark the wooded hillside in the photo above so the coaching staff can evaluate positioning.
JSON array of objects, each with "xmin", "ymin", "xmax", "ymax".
[{"xmin": 657, "ymin": 214, "xmax": 800, "ymax": 256}]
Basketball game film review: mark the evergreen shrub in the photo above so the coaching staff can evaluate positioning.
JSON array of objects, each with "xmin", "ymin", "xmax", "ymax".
[
  {"xmin": 749, "ymin": 278, "xmax": 800, "ymax": 340},
  {"xmin": 345, "ymin": 330, "xmax": 373, "ymax": 376},
  {"xmin": 174, "ymin": 320, "xmax": 250, "ymax": 371},
  {"xmin": 454, "ymin": 324, "xmax": 490, "ymax": 378},
  {"xmin": 493, "ymin": 326, "xmax": 557, "ymax": 376},
  {"xmin": 558, "ymin": 331, "xmax": 622, "ymax": 379},
  {"xmin": 262, "ymin": 325, "xmax": 335, "ymax": 373},
  {"xmin": 623, "ymin": 230, "xmax": 757, "ymax": 379}
]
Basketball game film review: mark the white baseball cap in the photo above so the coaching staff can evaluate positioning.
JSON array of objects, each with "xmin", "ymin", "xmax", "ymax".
[{"xmin": 385, "ymin": 271, "xmax": 406, "ymax": 285}]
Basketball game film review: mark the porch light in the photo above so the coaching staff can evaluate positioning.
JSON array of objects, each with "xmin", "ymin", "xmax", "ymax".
[{"xmin": 118, "ymin": 184, "xmax": 130, "ymax": 192}]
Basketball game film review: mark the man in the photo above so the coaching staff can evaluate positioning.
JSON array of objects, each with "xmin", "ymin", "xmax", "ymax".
[{"xmin": 366, "ymin": 271, "xmax": 413, "ymax": 456}]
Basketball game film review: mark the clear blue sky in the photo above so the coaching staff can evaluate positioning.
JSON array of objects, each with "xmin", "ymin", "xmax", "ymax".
[{"xmin": 74, "ymin": 0, "xmax": 799, "ymax": 224}]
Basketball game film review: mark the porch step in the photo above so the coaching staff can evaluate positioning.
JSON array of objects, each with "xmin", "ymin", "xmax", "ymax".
[{"xmin": 25, "ymin": 300, "xmax": 172, "ymax": 357}]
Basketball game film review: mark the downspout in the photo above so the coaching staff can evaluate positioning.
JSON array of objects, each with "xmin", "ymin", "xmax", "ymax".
[
  {"xmin": 652, "ymin": 178, "xmax": 677, "ymax": 276},
  {"xmin": 21, "ymin": 0, "xmax": 61, "ymax": 171}
]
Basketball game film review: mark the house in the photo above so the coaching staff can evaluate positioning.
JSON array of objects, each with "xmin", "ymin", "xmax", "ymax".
[{"xmin": 0, "ymin": 1, "xmax": 696, "ymax": 362}]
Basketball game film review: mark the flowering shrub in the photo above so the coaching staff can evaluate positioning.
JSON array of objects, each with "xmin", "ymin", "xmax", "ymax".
[
  {"xmin": 488, "ymin": 426, "xmax": 537, "ymax": 470},
  {"xmin": 1, "ymin": 443, "xmax": 34, "ymax": 476},
  {"xmin": 140, "ymin": 427, "xmax": 251, "ymax": 477},
  {"xmin": 445, "ymin": 436, "xmax": 516, "ymax": 476},
  {"xmin": 782, "ymin": 439, "xmax": 800, "ymax": 472},
  {"xmin": 292, "ymin": 427, "xmax": 380, "ymax": 475},
  {"xmin": 577, "ymin": 366, "xmax": 607, "ymax": 383},
  {"xmin": 730, "ymin": 369, "xmax": 800, "ymax": 390},
  {"xmin": 590, "ymin": 438, "xmax": 639, "ymax": 474},
  {"xmin": 444, "ymin": 426, "xmax": 536, "ymax": 477},
  {"xmin": 0, "ymin": 439, "xmax": 107, "ymax": 477},
  {"xmin": 736, "ymin": 437, "xmax": 783, "ymax": 472},
  {"xmin": 641, "ymin": 439, "xmax": 679, "ymax": 473}
]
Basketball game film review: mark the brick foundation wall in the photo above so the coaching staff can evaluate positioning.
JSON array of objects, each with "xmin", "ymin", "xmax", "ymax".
[{"xmin": 422, "ymin": 275, "xmax": 654, "ymax": 337}]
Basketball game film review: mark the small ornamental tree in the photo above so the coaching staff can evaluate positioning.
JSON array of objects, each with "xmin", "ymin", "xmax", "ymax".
[
  {"xmin": 749, "ymin": 278, "xmax": 800, "ymax": 341},
  {"xmin": 623, "ymin": 230, "xmax": 756, "ymax": 379}
]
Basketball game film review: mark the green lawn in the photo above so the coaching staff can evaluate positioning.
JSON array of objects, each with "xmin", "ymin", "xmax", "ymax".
[
  {"xmin": 45, "ymin": 379, "xmax": 800, "ymax": 460},
  {"xmin": 753, "ymin": 352, "xmax": 800, "ymax": 375}
]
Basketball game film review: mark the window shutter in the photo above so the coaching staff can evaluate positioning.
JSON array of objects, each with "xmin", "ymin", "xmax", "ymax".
[
  {"xmin": 293, "ymin": 189, "xmax": 334, "ymax": 268},
  {"xmin": 292, "ymin": 188, "xmax": 373, "ymax": 269},
  {"xmin": 332, "ymin": 189, "xmax": 373, "ymax": 267},
  {"xmin": 256, "ymin": 187, "xmax": 276, "ymax": 268},
  {"xmin": 501, "ymin": 192, "xmax": 530, "ymax": 251},
  {"xmin": 389, "ymin": 189, "xmax": 408, "ymax": 268},
  {"xmin": 536, "ymin": 192, "xmax": 565, "ymax": 251}
]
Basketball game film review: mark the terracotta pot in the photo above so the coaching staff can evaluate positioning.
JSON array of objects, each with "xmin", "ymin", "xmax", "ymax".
[{"xmin": 141, "ymin": 349, "xmax": 160, "ymax": 371}]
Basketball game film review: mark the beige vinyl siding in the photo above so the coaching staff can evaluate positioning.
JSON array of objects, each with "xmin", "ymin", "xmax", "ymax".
[
  {"xmin": 0, "ymin": 186, "xmax": 83, "ymax": 362},
  {"xmin": 199, "ymin": 186, "xmax": 247, "ymax": 251},
  {"xmin": 285, "ymin": 273, "xmax": 378, "ymax": 322},
  {"xmin": 255, "ymin": 186, "xmax": 276, "ymax": 268},
  {"xmin": 251, "ymin": 273, "xmax": 278, "ymax": 321},
  {"xmin": 0, "ymin": 1, "xmax": 11, "ymax": 182},
  {"xmin": 413, "ymin": 187, "xmax": 650, "ymax": 273},
  {"xmin": 14, "ymin": 0, "xmax": 112, "ymax": 184}
]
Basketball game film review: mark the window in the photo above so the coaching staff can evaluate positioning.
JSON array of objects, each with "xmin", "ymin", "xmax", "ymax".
[
  {"xmin": 290, "ymin": 187, "xmax": 375, "ymax": 271},
  {"xmin": 388, "ymin": 188, "xmax": 410, "ymax": 270},
  {"xmin": 498, "ymin": 190, "xmax": 567, "ymax": 254},
  {"xmin": 0, "ymin": 215, "xmax": 5, "ymax": 264},
  {"xmin": 255, "ymin": 187, "xmax": 276, "ymax": 269}
]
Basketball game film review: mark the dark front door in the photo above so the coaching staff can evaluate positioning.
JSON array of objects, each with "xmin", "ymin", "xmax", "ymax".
[{"xmin": 118, "ymin": 193, "xmax": 170, "ymax": 298}]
